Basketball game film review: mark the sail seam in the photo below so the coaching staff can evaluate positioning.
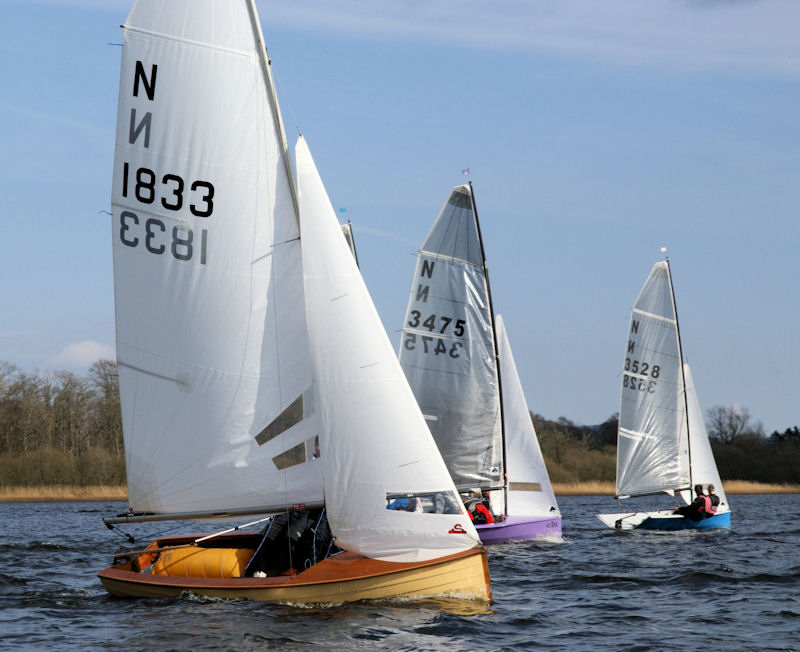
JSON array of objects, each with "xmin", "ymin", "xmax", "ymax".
[
  {"xmin": 419, "ymin": 250, "xmax": 483, "ymax": 268},
  {"xmin": 618, "ymin": 427, "xmax": 656, "ymax": 440},
  {"xmin": 123, "ymin": 25, "xmax": 254, "ymax": 58},
  {"xmin": 631, "ymin": 308, "xmax": 676, "ymax": 323}
]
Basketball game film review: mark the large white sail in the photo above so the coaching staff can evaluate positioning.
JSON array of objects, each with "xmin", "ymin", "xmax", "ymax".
[
  {"xmin": 296, "ymin": 137, "xmax": 480, "ymax": 562},
  {"xmin": 111, "ymin": 0, "xmax": 321, "ymax": 515},
  {"xmin": 495, "ymin": 315, "xmax": 559, "ymax": 518},
  {"xmin": 616, "ymin": 261, "xmax": 690, "ymax": 497},
  {"xmin": 398, "ymin": 185, "xmax": 503, "ymax": 491},
  {"xmin": 683, "ymin": 364, "xmax": 728, "ymax": 509}
]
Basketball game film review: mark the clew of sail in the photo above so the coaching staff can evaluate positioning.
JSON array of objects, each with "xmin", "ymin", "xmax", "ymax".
[
  {"xmin": 111, "ymin": 0, "xmax": 321, "ymax": 515},
  {"xmin": 495, "ymin": 315, "xmax": 559, "ymax": 517},
  {"xmin": 616, "ymin": 261, "xmax": 690, "ymax": 498},
  {"xmin": 296, "ymin": 137, "xmax": 480, "ymax": 562},
  {"xmin": 398, "ymin": 185, "xmax": 503, "ymax": 492}
]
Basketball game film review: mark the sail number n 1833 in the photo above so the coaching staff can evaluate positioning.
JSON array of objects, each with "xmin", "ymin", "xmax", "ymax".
[{"xmin": 118, "ymin": 162, "xmax": 214, "ymax": 264}]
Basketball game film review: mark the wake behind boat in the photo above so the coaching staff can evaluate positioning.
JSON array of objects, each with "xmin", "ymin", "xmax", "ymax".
[
  {"xmin": 99, "ymin": 0, "xmax": 490, "ymax": 605},
  {"xmin": 597, "ymin": 260, "xmax": 731, "ymax": 532},
  {"xmin": 398, "ymin": 184, "xmax": 561, "ymax": 544}
]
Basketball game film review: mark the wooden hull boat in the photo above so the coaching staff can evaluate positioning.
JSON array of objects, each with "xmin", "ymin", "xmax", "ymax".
[{"xmin": 98, "ymin": 532, "xmax": 491, "ymax": 604}]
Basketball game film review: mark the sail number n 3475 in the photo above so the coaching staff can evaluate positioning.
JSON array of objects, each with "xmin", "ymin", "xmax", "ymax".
[
  {"xmin": 403, "ymin": 311, "xmax": 465, "ymax": 358},
  {"xmin": 118, "ymin": 162, "xmax": 214, "ymax": 264}
]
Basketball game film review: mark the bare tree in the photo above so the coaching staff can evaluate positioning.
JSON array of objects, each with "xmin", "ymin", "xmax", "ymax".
[{"xmin": 706, "ymin": 404, "xmax": 762, "ymax": 444}]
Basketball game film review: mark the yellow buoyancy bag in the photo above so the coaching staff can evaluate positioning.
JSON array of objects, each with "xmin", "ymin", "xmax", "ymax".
[{"xmin": 151, "ymin": 547, "xmax": 255, "ymax": 579}]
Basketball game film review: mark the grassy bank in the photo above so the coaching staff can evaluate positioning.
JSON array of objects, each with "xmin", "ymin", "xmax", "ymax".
[{"xmin": 2, "ymin": 480, "xmax": 798, "ymax": 502}]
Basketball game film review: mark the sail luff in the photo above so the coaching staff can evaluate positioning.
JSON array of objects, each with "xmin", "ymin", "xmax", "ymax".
[
  {"xmin": 666, "ymin": 259, "xmax": 694, "ymax": 493},
  {"xmin": 468, "ymin": 183, "xmax": 508, "ymax": 511},
  {"xmin": 245, "ymin": 0, "xmax": 299, "ymax": 222}
]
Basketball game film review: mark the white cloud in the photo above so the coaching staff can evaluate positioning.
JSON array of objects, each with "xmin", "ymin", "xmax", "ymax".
[
  {"xmin": 257, "ymin": 0, "xmax": 800, "ymax": 76},
  {"xmin": 52, "ymin": 341, "xmax": 116, "ymax": 369}
]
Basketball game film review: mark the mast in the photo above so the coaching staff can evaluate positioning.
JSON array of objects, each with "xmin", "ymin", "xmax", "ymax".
[
  {"xmin": 468, "ymin": 182, "xmax": 508, "ymax": 513},
  {"xmin": 666, "ymin": 258, "xmax": 694, "ymax": 497},
  {"xmin": 246, "ymin": 0, "xmax": 300, "ymax": 222}
]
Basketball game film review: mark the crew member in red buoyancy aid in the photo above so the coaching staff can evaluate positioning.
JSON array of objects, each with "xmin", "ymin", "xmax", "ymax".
[
  {"xmin": 464, "ymin": 491, "xmax": 495, "ymax": 524},
  {"xmin": 673, "ymin": 484, "xmax": 718, "ymax": 521}
]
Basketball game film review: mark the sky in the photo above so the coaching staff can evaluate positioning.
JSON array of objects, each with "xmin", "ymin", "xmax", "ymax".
[{"xmin": 1, "ymin": 0, "xmax": 798, "ymax": 434}]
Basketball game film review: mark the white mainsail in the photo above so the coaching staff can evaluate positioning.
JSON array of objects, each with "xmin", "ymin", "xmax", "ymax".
[
  {"xmin": 398, "ymin": 185, "xmax": 503, "ymax": 491},
  {"xmin": 111, "ymin": 0, "xmax": 321, "ymax": 515},
  {"xmin": 296, "ymin": 137, "xmax": 480, "ymax": 562},
  {"xmin": 616, "ymin": 261, "xmax": 690, "ymax": 498},
  {"xmin": 496, "ymin": 315, "xmax": 559, "ymax": 518}
]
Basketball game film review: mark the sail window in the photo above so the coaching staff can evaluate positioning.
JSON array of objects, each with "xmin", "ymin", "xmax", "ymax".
[
  {"xmin": 272, "ymin": 442, "xmax": 306, "ymax": 470},
  {"xmin": 255, "ymin": 393, "xmax": 305, "ymax": 446},
  {"xmin": 509, "ymin": 482, "xmax": 542, "ymax": 492},
  {"xmin": 385, "ymin": 491, "xmax": 462, "ymax": 514}
]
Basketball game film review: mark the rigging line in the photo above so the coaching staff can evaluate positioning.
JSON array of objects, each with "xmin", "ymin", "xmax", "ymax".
[{"xmin": 272, "ymin": 68, "xmax": 302, "ymax": 138}]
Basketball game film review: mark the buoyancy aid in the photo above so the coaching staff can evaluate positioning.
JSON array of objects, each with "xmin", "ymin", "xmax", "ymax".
[
  {"xmin": 475, "ymin": 502, "xmax": 495, "ymax": 524},
  {"xmin": 699, "ymin": 495, "xmax": 718, "ymax": 516},
  {"xmin": 464, "ymin": 497, "xmax": 495, "ymax": 524}
]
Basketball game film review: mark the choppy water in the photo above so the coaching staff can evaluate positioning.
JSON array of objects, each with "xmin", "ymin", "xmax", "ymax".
[{"xmin": 1, "ymin": 494, "xmax": 798, "ymax": 650}]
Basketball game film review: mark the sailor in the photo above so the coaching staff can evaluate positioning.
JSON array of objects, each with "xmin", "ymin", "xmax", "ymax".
[
  {"xmin": 704, "ymin": 484, "xmax": 720, "ymax": 517},
  {"xmin": 464, "ymin": 490, "xmax": 495, "ymax": 524},
  {"xmin": 672, "ymin": 484, "xmax": 707, "ymax": 521}
]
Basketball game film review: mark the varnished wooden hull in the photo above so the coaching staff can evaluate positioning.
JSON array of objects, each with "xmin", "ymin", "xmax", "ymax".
[{"xmin": 98, "ymin": 536, "xmax": 491, "ymax": 605}]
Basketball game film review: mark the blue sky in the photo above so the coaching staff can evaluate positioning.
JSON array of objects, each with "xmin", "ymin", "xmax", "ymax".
[{"xmin": 1, "ymin": 0, "xmax": 798, "ymax": 434}]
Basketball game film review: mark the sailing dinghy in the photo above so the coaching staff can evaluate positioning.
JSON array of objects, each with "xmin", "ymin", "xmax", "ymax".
[
  {"xmin": 398, "ymin": 184, "xmax": 561, "ymax": 544},
  {"xmin": 597, "ymin": 260, "xmax": 731, "ymax": 531},
  {"xmin": 98, "ymin": 0, "xmax": 490, "ymax": 604}
]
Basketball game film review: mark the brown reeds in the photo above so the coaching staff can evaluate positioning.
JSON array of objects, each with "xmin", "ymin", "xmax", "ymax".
[{"xmin": 0, "ymin": 485, "xmax": 127, "ymax": 502}]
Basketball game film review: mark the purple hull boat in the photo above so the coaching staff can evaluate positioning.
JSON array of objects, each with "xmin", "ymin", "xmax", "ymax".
[{"xmin": 475, "ymin": 515, "xmax": 562, "ymax": 545}]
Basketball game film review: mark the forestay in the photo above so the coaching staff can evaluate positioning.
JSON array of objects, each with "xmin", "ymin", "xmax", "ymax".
[
  {"xmin": 616, "ymin": 261, "xmax": 690, "ymax": 498},
  {"xmin": 111, "ymin": 0, "xmax": 321, "ymax": 515},
  {"xmin": 496, "ymin": 316, "xmax": 559, "ymax": 517},
  {"xmin": 398, "ymin": 185, "xmax": 503, "ymax": 491},
  {"xmin": 296, "ymin": 138, "xmax": 480, "ymax": 562}
]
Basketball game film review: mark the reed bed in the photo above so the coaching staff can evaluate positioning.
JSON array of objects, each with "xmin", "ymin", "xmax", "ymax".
[
  {"xmin": 2, "ymin": 480, "xmax": 797, "ymax": 502},
  {"xmin": 0, "ymin": 485, "xmax": 127, "ymax": 502}
]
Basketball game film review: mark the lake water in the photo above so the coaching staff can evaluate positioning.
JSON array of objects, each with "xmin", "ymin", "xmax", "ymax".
[{"xmin": 1, "ymin": 494, "xmax": 798, "ymax": 650}]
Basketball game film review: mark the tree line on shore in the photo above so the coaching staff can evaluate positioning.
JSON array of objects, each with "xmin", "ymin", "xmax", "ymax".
[{"xmin": 1, "ymin": 360, "xmax": 798, "ymax": 487}]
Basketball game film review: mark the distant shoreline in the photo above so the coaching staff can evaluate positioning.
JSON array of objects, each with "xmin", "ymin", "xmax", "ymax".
[{"xmin": 1, "ymin": 480, "xmax": 798, "ymax": 503}]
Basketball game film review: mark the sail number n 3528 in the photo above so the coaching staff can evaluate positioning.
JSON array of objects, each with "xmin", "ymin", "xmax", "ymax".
[
  {"xmin": 118, "ymin": 162, "xmax": 214, "ymax": 264},
  {"xmin": 622, "ymin": 357, "xmax": 661, "ymax": 393}
]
